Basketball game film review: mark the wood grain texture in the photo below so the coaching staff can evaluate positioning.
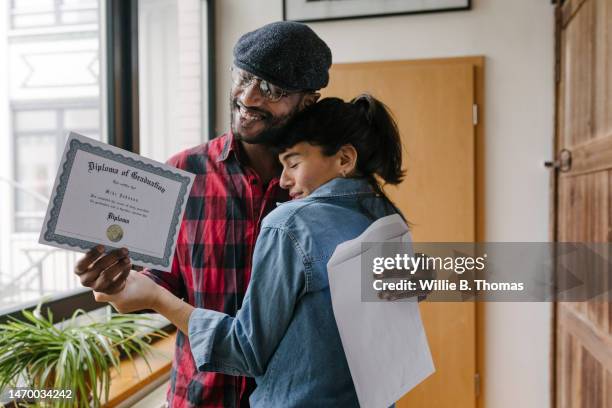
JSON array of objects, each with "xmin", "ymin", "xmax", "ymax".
[
  {"xmin": 561, "ymin": 0, "xmax": 589, "ymax": 27},
  {"xmin": 594, "ymin": 0, "xmax": 612, "ymax": 142},
  {"xmin": 555, "ymin": 1, "xmax": 612, "ymax": 408},
  {"xmin": 103, "ymin": 333, "xmax": 174, "ymax": 407},
  {"xmin": 560, "ymin": 0, "xmax": 595, "ymax": 148},
  {"xmin": 561, "ymin": 135, "xmax": 612, "ymax": 177},
  {"xmin": 558, "ymin": 304, "xmax": 611, "ymax": 408},
  {"xmin": 560, "ymin": 305, "xmax": 612, "ymax": 377}
]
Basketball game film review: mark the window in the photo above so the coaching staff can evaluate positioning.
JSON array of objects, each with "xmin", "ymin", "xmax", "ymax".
[
  {"xmin": 13, "ymin": 103, "xmax": 99, "ymax": 233},
  {"xmin": 0, "ymin": 0, "xmax": 106, "ymax": 314},
  {"xmin": 0, "ymin": 0, "xmax": 213, "ymax": 318},
  {"xmin": 10, "ymin": 0, "xmax": 99, "ymax": 30}
]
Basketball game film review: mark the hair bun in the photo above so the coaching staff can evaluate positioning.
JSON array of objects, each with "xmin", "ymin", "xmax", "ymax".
[{"xmin": 351, "ymin": 94, "xmax": 375, "ymax": 124}]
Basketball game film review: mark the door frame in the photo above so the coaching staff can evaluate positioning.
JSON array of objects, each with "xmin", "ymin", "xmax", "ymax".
[{"xmin": 550, "ymin": 2, "xmax": 562, "ymax": 407}]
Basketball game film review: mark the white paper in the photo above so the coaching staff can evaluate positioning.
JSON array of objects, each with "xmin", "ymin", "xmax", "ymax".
[
  {"xmin": 327, "ymin": 214, "xmax": 435, "ymax": 408},
  {"xmin": 39, "ymin": 132, "xmax": 194, "ymax": 271}
]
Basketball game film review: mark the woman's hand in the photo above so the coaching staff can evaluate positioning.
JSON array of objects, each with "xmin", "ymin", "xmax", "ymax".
[
  {"xmin": 95, "ymin": 270, "xmax": 194, "ymax": 334},
  {"xmin": 93, "ymin": 270, "xmax": 161, "ymax": 313}
]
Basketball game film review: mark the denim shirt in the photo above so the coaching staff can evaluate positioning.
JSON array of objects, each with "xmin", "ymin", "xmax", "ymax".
[{"xmin": 188, "ymin": 177, "xmax": 399, "ymax": 407}]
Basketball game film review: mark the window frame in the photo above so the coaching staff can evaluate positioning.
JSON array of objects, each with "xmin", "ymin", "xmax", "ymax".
[{"xmin": 106, "ymin": 0, "xmax": 138, "ymax": 153}]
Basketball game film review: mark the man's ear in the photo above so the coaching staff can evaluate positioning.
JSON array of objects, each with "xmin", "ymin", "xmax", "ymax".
[
  {"xmin": 338, "ymin": 144, "xmax": 358, "ymax": 175},
  {"xmin": 300, "ymin": 92, "xmax": 320, "ymax": 109}
]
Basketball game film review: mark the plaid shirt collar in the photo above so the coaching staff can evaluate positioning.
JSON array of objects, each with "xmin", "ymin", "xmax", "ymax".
[
  {"xmin": 218, "ymin": 132, "xmax": 284, "ymax": 183},
  {"xmin": 217, "ymin": 131, "xmax": 242, "ymax": 163}
]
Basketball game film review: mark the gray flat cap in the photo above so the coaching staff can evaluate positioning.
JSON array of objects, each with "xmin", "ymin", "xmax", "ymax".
[{"xmin": 233, "ymin": 21, "xmax": 332, "ymax": 92}]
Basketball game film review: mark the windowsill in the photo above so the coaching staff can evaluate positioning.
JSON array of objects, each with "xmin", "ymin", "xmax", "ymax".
[{"xmin": 102, "ymin": 331, "xmax": 175, "ymax": 407}]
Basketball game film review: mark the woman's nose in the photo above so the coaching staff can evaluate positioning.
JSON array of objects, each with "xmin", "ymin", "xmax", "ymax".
[{"xmin": 279, "ymin": 170, "xmax": 293, "ymax": 190}]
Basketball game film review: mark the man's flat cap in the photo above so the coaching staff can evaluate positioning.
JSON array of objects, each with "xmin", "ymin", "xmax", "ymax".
[{"xmin": 233, "ymin": 21, "xmax": 332, "ymax": 92}]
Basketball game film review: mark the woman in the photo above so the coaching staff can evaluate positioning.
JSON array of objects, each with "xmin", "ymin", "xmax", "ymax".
[{"xmin": 96, "ymin": 94, "xmax": 406, "ymax": 407}]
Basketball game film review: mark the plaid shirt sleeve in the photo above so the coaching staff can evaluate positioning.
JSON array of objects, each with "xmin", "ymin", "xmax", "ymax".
[{"xmin": 139, "ymin": 133, "xmax": 289, "ymax": 408}]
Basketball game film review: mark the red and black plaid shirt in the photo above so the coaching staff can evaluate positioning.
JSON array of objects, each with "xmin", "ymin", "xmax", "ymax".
[{"xmin": 143, "ymin": 133, "xmax": 289, "ymax": 407}]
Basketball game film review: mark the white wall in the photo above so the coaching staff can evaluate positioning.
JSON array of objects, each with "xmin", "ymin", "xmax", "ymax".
[{"xmin": 215, "ymin": 0, "xmax": 555, "ymax": 407}]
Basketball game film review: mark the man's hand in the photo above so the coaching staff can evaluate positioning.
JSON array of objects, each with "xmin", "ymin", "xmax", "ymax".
[
  {"xmin": 376, "ymin": 253, "xmax": 436, "ymax": 302},
  {"xmin": 74, "ymin": 245, "xmax": 132, "ymax": 294},
  {"xmin": 93, "ymin": 270, "xmax": 161, "ymax": 313}
]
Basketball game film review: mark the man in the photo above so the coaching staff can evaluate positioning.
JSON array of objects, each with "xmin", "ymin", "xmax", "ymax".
[{"xmin": 74, "ymin": 21, "xmax": 331, "ymax": 407}]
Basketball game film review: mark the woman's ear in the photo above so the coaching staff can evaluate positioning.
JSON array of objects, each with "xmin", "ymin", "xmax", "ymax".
[{"xmin": 337, "ymin": 144, "xmax": 358, "ymax": 176}]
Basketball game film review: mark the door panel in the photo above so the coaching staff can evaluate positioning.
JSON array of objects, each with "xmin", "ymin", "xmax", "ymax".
[
  {"xmin": 322, "ymin": 58, "xmax": 478, "ymax": 408},
  {"xmin": 555, "ymin": 0, "xmax": 612, "ymax": 407}
]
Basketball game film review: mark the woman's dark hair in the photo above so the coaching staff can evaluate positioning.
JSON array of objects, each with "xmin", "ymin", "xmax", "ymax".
[{"xmin": 277, "ymin": 94, "xmax": 405, "ymax": 185}]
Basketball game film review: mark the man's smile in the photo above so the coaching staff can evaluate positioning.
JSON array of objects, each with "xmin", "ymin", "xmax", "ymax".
[{"xmin": 235, "ymin": 102, "xmax": 269, "ymax": 127}]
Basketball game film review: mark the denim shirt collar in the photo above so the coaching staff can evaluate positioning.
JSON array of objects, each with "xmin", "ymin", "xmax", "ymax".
[{"xmin": 307, "ymin": 177, "xmax": 375, "ymax": 199}]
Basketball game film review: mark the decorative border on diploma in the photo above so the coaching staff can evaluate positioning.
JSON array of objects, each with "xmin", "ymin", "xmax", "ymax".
[{"xmin": 43, "ymin": 138, "xmax": 191, "ymax": 268}]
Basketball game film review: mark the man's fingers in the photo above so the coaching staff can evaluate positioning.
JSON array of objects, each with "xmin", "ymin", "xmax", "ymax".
[
  {"xmin": 90, "ymin": 248, "xmax": 129, "ymax": 273},
  {"xmin": 106, "ymin": 267, "xmax": 132, "ymax": 294},
  {"xmin": 376, "ymin": 268, "xmax": 435, "ymax": 280},
  {"xmin": 112, "ymin": 260, "xmax": 132, "ymax": 282},
  {"xmin": 378, "ymin": 290, "xmax": 430, "ymax": 301},
  {"xmin": 104, "ymin": 277, "xmax": 127, "ymax": 296},
  {"xmin": 75, "ymin": 245, "xmax": 105, "ymax": 274},
  {"xmin": 90, "ymin": 258, "xmax": 131, "ymax": 293},
  {"xmin": 98, "ymin": 262, "xmax": 132, "ymax": 295},
  {"xmin": 80, "ymin": 251, "xmax": 128, "ymax": 288},
  {"xmin": 102, "ymin": 257, "xmax": 131, "ymax": 282},
  {"xmin": 79, "ymin": 262, "xmax": 121, "ymax": 287},
  {"xmin": 76, "ymin": 247, "xmax": 128, "ymax": 286},
  {"xmin": 78, "ymin": 270, "xmax": 100, "ymax": 287}
]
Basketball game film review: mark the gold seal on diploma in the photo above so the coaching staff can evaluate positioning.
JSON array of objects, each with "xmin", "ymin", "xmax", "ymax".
[{"xmin": 106, "ymin": 224, "xmax": 124, "ymax": 242}]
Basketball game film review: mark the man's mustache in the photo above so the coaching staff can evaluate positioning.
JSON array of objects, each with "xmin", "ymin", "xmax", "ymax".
[{"xmin": 235, "ymin": 101, "xmax": 271, "ymax": 119}]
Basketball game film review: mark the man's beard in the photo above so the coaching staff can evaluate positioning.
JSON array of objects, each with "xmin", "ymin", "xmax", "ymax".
[{"xmin": 230, "ymin": 96, "xmax": 299, "ymax": 146}]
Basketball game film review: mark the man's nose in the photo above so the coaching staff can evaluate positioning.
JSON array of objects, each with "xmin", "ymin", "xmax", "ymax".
[{"xmin": 238, "ymin": 80, "xmax": 264, "ymax": 106}]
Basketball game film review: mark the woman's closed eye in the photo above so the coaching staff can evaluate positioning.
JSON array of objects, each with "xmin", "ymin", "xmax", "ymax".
[{"xmin": 288, "ymin": 162, "xmax": 300, "ymax": 169}]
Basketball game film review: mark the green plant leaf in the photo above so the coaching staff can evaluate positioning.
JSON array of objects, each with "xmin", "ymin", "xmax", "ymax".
[{"xmin": 0, "ymin": 303, "xmax": 167, "ymax": 407}]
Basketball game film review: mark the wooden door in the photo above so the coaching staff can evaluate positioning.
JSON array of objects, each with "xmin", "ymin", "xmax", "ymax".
[
  {"xmin": 322, "ymin": 57, "xmax": 481, "ymax": 408},
  {"xmin": 554, "ymin": 0, "xmax": 612, "ymax": 407}
]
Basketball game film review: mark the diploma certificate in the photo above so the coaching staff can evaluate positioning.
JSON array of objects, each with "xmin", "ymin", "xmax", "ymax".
[{"xmin": 39, "ymin": 132, "xmax": 195, "ymax": 271}]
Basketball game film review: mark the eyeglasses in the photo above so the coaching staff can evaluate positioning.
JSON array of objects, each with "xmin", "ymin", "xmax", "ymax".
[{"xmin": 230, "ymin": 66, "xmax": 300, "ymax": 102}]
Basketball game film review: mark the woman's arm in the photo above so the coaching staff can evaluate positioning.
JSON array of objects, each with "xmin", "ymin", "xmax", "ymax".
[
  {"xmin": 94, "ymin": 226, "xmax": 307, "ymax": 377},
  {"xmin": 93, "ymin": 270, "xmax": 193, "ymax": 334}
]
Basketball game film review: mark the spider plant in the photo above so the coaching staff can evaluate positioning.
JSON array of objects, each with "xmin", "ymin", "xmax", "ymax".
[{"xmin": 0, "ymin": 304, "xmax": 167, "ymax": 408}]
